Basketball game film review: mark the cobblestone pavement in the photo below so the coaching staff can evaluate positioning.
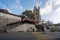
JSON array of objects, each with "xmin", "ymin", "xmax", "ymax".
[
  {"xmin": 32, "ymin": 32, "xmax": 53, "ymax": 40},
  {"xmin": 32, "ymin": 32, "xmax": 60, "ymax": 40}
]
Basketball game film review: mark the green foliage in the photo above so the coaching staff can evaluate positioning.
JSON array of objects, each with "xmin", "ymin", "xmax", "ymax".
[
  {"xmin": 50, "ymin": 25, "xmax": 55, "ymax": 32},
  {"xmin": 22, "ymin": 10, "xmax": 35, "ymax": 19}
]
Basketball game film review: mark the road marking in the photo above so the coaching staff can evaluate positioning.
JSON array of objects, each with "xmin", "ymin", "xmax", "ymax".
[{"xmin": 32, "ymin": 32, "xmax": 52, "ymax": 40}]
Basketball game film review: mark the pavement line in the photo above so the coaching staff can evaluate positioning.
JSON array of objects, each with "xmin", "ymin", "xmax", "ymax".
[{"xmin": 32, "ymin": 32, "xmax": 52, "ymax": 40}]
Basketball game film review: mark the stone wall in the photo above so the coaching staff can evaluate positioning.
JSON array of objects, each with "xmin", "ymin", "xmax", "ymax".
[
  {"xmin": 7, "ymin": 23, "xmax": 37, "ymax": 32},
  {"xmin": 0, "ymin": 12, "xmax": 21, "ymax": 26},
  {"xmin": 0, "ymin": 12, "xmax": 21, "ymax": 32},
  {"xmin": 1, "ymin": 13, "xmax": 21, "ymax": 21}
]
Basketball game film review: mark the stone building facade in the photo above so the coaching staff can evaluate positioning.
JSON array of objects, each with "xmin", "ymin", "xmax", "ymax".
[
  {"xmin": 33, "ymin": 6, "xmax": 41, "ymax": 25},
  {"xmin": 0, "ymin": 9, "xmax": 21, "ymax": 32},
  {"xmin": 0, "ymin": 6, "xmax": 41, "ymax": 32},
  {"xmin": 7, "ymin": 20, "xmax": 38, "ymax": 32},
  {"xmin": 0, "ymin": 9, "xmax": 21, "ymax": 25}
]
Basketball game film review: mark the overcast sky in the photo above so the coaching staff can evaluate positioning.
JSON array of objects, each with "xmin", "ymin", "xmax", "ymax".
[{"xmin": 0, "ymin": 0, "xmax": 60, "ymax": 24}]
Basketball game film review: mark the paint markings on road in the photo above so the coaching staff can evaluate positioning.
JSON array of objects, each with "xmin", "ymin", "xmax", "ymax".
[{"xmin": 32, "ymin": 32, "xmax": 53, "ymax": 40}]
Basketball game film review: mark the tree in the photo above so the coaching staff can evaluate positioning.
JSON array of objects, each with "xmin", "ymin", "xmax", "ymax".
[
  {"xmin": 46, "ymin": 21, "xmax": 53, "ymax": 25},
  {"xmin": 22, "ymin": 10, "xmax": 35, "ymax": 19},
  {"xmin": 50, "ymin": 25, "xmax": 55, "ymax": 32}
]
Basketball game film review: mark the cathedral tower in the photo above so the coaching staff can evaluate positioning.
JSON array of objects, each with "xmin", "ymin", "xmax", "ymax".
[{"xmin": 33, "ymin": 6, "xmax": 41, "ymax": 25}]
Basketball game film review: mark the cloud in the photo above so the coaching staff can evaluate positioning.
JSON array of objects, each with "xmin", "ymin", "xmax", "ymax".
[
  {"xmin": 52, "ymin": 6, "xmax": 60, "ymax": 23},
  {"xmin": 0, "ymin": 0, "xmax": 23, "ymax": 15},
  {"xmin": 40, "ymin": 0, "xmax": 60, "ymax": 15},
  {"xmin": 34, "ymin": 0, "xmax": 41, "ymax": 7},
  {"xmin": 9, "ymin": 0, "xmax": 23, "ymax": 14},
  {"xmin": 41, "ymin": 0, "xmax": 60, "ymax": 24},
  {"xmin": 16, "ymin": 0, "xmax": 20, "ymax": 4},
  {"xmin": 40, "ymin": 0, "xmax": 52, "ymax": 15},
  {"xmin": 0, "ymin": 2, "xmax": 12, "ymax": 13},
  {"xmin": 53, "ymin": 0, "xmax": 60, "ymax": 6}
]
